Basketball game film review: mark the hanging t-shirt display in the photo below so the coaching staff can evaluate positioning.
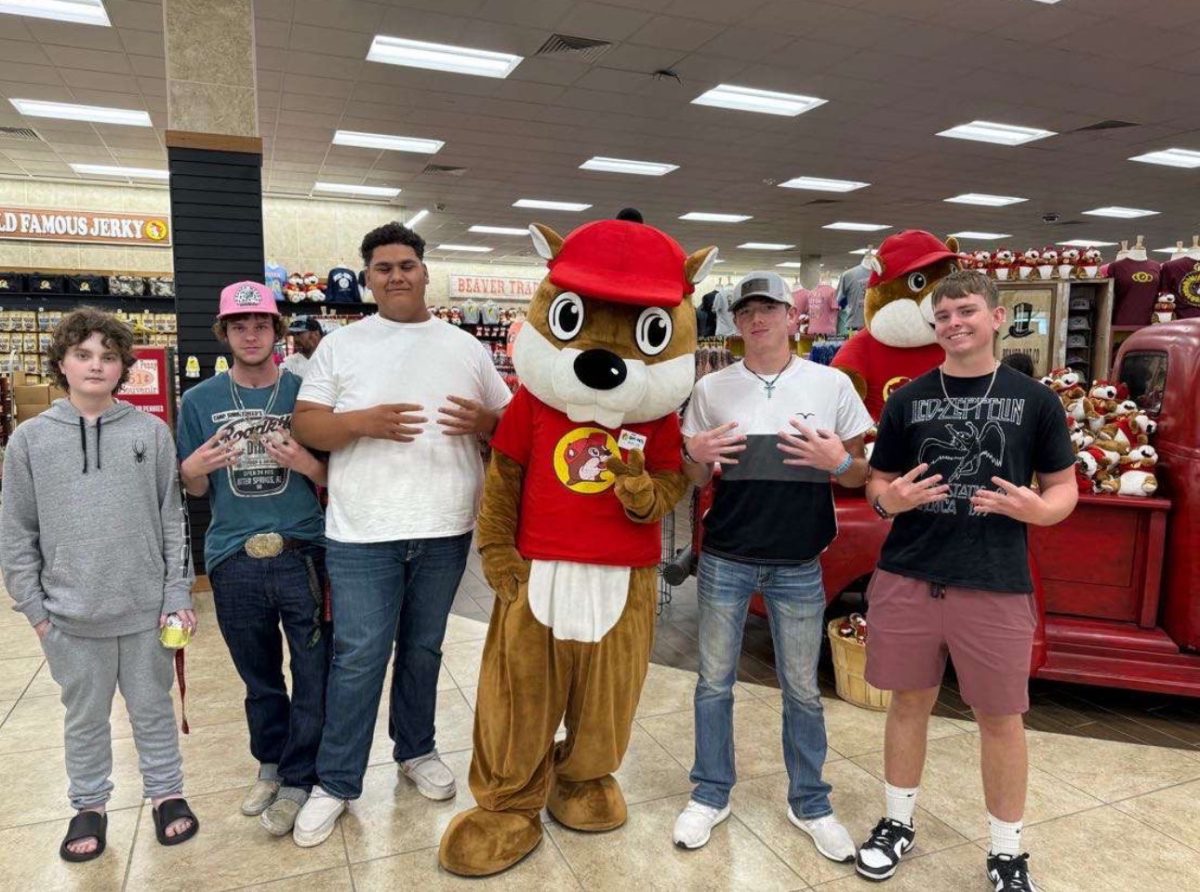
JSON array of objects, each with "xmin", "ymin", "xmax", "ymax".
[
  {"xmin": 461, "ymin": 299, "xmax": 481, "ymax": 324},
  {"xmin": 324, "ymin": 267, "xmax": 359, "ymax": 303},
  {"xmin": 265, "ymin": 263, "xmax": 287, "ymax": 300},
  {"xmin": 804, "ymin": 284, "xmax": 840, "ymax": 336},
  {"xmin": 481, "ymin": 300, "xmax": 502, "ymax": 325},
  {"xmin": 713, "ymin": 288, "xmax": 737, "ymax": 337},
  {"xmin": 837, "ymin": 264, "xmax": 871, "ymax": 331},
  {"xmin": 1110, "ymin": 257, "xmax": 1161, "ymax": 325},
  {"xmin": 870, "ymin": 364, "xmax": 1075, "ymax": 593},
  {"xmin": 1159, "ymin": 256, "xmax": 1200, "ymax": 319},
  {"xmin": 490, "ymin": 387, "xmax": 682, "ymax": 568}
]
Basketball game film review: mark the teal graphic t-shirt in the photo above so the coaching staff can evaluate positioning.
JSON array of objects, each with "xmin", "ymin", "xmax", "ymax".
[{"xmin": 177, "ymin": 370, "xmax": 324, "ymax": 571}]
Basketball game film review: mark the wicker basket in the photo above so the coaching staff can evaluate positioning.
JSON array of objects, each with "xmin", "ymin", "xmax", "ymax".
[{"xmin": 827, "ymin": 618, "xmax": 892, "ymax": 711}]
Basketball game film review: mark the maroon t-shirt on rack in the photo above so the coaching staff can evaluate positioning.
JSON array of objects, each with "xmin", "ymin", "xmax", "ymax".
[
  {"xmin": 1159, "ymin": 256, "xmax": 1200, "ymax": 319},
  {"xmin": 1110, "ymin": 258, "xmax": 1162, "ymax": 325}
]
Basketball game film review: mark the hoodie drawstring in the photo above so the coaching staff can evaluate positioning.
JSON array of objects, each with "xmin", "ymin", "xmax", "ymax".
[
  {"xmin": 96, "ymin": 415, "xmax": 102, "ymax": 470},
  {"xmin": 79, "ymin": 417, "xmax": 88, "ymax": 474}
]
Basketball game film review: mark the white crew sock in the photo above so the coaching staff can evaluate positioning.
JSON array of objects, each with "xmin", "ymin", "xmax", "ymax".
[
  {"xmin": 885, "ymin": 783, "xmax": 919, "ymax": 826},
  {"xmin": 988, "ymin": 813, "xmax": 1023, "ymax": 857}
]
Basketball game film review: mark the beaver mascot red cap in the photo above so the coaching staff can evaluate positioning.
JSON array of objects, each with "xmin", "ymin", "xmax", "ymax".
[
  {"xmin": 832, "ymin": 229, "xmax": 964, "ymax": 418},
  {"xmin": 439, "ymin": 218, "xmax": 714, "ymax": 877}
]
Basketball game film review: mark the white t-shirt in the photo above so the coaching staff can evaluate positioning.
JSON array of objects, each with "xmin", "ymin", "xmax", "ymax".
[
  {"xmin": 282, "ymin": 352, "xmax": 310, "ymax": 378},
  {"xmin": 298, "ymin": 314, "xmax": 512, "ymax": 542}
]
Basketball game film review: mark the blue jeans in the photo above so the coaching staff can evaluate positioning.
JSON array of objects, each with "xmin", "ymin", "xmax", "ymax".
[
  {"xmin": 315, "ymin": 532, "xmax": 472, "ymax": 799},
  {"xmin": 691, "ymin": 550, "xmax": 833, "ymax": 818},
  {"xmin": 209, "ymin": 543, "xmax": 330, "ymax": 791}
]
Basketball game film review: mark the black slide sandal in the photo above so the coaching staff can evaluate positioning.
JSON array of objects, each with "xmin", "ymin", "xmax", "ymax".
[
  {"xmin": 152, "ymin": 798, "xmax": 199, "ymax": 846},
  {"xmin": 60, "ymin": 810, "xmax": 107, "ymax": 862}
]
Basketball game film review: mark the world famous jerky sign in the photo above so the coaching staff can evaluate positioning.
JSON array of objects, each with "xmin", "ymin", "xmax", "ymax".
[
  {"xmin": 0, "ymin": 206, "xmax": 171, "ymax": 246},
  {"xmin": 212, "ymin": 408, "xmax": 292, "ymax": 497}
]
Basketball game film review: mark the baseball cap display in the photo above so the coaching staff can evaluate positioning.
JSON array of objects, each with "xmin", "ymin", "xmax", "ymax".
[
  {"xmin": 1067, "ymin": 334, "xmax": 1089, "ymax": 348},
  {"xmin": 288, "ymin": 315, "xmax": 322, "ymax": 334},
  {"xmin": 1068, "ymin": 316, "xmax": 1091, "ymax": 330},
  {"xmin": 730, "ymin": 270, "xmax": 791, "ymax": 311},
  {"xmin": 218, "ymin": 280, "xmax": 280, "ymax": 318}
]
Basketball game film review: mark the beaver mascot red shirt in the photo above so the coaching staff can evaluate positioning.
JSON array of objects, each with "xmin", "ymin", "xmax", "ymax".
[
  {"xmin": 438, "ymin": 219, "xmax": 714, "ymax": 876},
  {"xmin": 832, "ymin": 230, "xmax": 963, "ymax": 418}
]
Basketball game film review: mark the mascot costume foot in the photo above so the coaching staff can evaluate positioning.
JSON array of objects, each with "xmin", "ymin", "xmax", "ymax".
[{"xmin": 438, "ymin": 217, "xmax": 715, "ymax": 876}]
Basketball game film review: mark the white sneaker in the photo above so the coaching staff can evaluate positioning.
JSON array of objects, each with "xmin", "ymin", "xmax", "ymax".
[
  {"xmin": 398, "ymin": 751, "xmax": 456, "ymax": 801},
  {"xmin": 240, "ymin": 779, "xmax": 280, "ymax": 816},
  {"xmin": 672, "ymin": 800, "xmax": 732, "ymax": 849},
  {"xmin": 292, "ymin": 786, "xmax": 346, "ymax": 848},
  {"xmin": 788, "ymin": 809, "xmax": 856, "ymax": 863}
]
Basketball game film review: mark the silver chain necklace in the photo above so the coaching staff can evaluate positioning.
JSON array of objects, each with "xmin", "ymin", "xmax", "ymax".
[
  {"xmin": 746, "ymin": 356, "xmax": 793, "ymax": 399},
  {"xmin": 228, "ymin": 365, "xmax": 282, "ymax": 419},
  {"xmin": 939, "ymin": 362, "xmax": 999, "ymax": 412}
]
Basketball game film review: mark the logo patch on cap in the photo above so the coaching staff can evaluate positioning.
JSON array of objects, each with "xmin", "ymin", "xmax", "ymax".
[
  {"xmin": 234, "ymin": 285, "xmax": 261, "ymax": 306},
  {"xmin": 741, "ymin": 277, "xmax": 770, "ymax": 298}
]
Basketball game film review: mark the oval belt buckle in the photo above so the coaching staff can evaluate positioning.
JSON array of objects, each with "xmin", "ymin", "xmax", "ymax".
[{"xmin": 246, "ymin": 532, "xmax": 284, "ymax": 559}]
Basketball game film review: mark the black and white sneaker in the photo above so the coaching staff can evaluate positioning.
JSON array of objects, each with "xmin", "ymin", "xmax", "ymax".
[
  {"xmin": 855, "ymin": 817, "xmax": 916, "ymax": 881},
  {"xmin": 987, "ymin": 852, "xmax": 1041, "ymax": 891}
]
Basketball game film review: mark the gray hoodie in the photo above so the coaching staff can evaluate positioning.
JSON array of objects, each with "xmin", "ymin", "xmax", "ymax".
[{"xmin": 1, "ymin": 398, "xmax": 194, "ymax": 637}]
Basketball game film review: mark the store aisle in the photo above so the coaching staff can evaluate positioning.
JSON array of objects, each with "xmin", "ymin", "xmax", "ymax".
[{"xmin": 1, "ymin": 560, "xmax": 1198, "ymax": 891}]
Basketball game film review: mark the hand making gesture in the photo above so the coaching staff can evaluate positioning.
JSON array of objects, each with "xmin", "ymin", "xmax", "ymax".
[
  {"xmin": 686, "ymin": 421, "xmax": 746, "ymax": 465},
  {"xmin": 354, "ymin": 403, "xmax": 428, "ymax": 442},
  {"xmin": 970, "ymin": 476, "xmax": 1048, "ymax": 524},
  {"xmin": 777, "ymin": 419, "xmax": 847, "ymax": 472},
  {"xmin": 437, "ymin": 395, "xmax": 500, "ymax": 437},
  {"xmin": 181, "ymin": 431, "xmax": 239, "ymax": 478},
  {"xmin": 880, "ymin": 463, "xmax": 951, "ymax": 513}
]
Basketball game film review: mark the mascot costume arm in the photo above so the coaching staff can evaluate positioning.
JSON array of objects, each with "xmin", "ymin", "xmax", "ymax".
[
  {"xmin": 605, "ymin": 449, "xmax": 688, "ymax": 523},
  {"xmin": 475, "ymin": 453, "xmax": 529, "ymax": 603}
]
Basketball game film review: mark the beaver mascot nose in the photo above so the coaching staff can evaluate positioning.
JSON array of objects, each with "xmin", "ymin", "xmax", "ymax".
[{"xmin": 574, "ymin": 348, "xmax": 627, "ymax": 390}]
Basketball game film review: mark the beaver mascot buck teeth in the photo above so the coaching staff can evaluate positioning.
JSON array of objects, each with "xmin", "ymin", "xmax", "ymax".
[{"xmin": 438, "ymin": 218, "xmax": 714, "ymax": 877}]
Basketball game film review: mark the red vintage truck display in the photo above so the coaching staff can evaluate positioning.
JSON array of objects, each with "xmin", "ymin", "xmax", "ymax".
[{"xmin": 690, "ymin": 319, "xmax": 1200, "ymax": 698}]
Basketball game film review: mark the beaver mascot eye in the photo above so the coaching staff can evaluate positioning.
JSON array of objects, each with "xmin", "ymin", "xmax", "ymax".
[
  {"xmin": 634, "ymin": 306, "xmax": 673, "ymax": 356},
  {"xmin": 906, "ymin": 271, "xmax": 927, "ymax": 293},
  {"xmin": 548, "ymin": 292, "xmax": 585, "ymax": 340}
]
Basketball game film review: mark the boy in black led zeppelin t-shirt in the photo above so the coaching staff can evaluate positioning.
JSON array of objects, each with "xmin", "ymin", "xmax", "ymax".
[{"xmin": 855, "ymin": 270, "xmax": 1077, "ymax": 892}]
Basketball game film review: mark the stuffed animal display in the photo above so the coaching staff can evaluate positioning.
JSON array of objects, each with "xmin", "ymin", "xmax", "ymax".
[
  {"xmin": 438, "ymin": 218, "xmax": 714, "ymax": 877},
  {"xmin": 968, "ymin": 246, "xmax": 1106, "ymax": 279},
  {"xmin": 830, "ymin": 229, "xmax": 960, "ymax": 419}
]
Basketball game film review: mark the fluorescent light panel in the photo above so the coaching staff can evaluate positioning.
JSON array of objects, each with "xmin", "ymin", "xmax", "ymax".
[
  {"xmin": 824, "ymin": 221, "xmax": 890, "ymax": 232},
  {"xmin": 944, "ymin": 193, "xmax": 1027, "ymax": 207},
  {"xmin": 513, "ymin": 198, "xmax": 591, "ymax": 211},
  {"xmin": 679, "ymin": 212, "xmax": 751, "ymax": 223},
  {"xmin": 1153, "ymin": 248, "xmax": 1179, "ymax": 254},
  {"xmin": 407, "ymin": 209, "xmax": 429, "ymax": 228},
  {"xmin": 778, "ymin": 176, "xmax": 868, "ymax": 192},
  {"xmin": 776, "ymin": 261, "xmax": 804, "ymax": 268},
  {"xmin": 739, "ymin": 242, "xmax": 794, "ymax": 250},
  {"xmin": 937, "ymin": 120, "xmax": 1056, "ymax": 146},
  {"xmin": 470, "ymin": 225, "xmax": 528, "ymax": 235},
  {"xmin": 9, "ymin": 98, "xmax": 149, "ymax": 126},
  {"xmin": 0, "ymin": 0, "xmax": 109, "ymax": 26},
  {"xmin": 435, "ymin": 244, "xmax": 492, "ymax": 253},
  {"xmin": 848, "ymin": 248, "xmax": 872, "ymax": 255},
  {"xmin": 1082, "ymin": 206, "xmax": 1159, "ymax": 219},
  {"xmin": 949, "ymin": 231, "xmax": 1012, "ymax": 240},
  {"xmin": 692, "ymin": 84, "xmax": 826, "ymax": 117},
  {"xmin": 314, "ymin": 182, "xmax": 400, "ymax": 198},
  {"xmin": 71, "ymin": 163, "xmax": 167, "ymax": 180},
  {"xmin": 1129, "ymin": 148, "xmax": 1200, "ymax": 169},
  {"xmin": 1058, "ymin": 239, "xmax": 1118, "ymax": 247},
  {"xmin": 333, "ymin": 130, "xmax": 443, "ymax": 154},
  {"xmin": 367, "ymin": 35, "xmax": 522, "ymax": 78},
  {"xmin": 579, "ymin": 156, "xmax": 678, "ymax": 176}
]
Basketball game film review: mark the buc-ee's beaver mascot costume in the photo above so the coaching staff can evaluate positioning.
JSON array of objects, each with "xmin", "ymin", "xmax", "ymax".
[
  {"xmin": 832, "ymin": 230, "xmax": 964, "ymax": 418},
  {"xmin": 438, "ymin": 217, "xmax": 716, "ymax": 876}
]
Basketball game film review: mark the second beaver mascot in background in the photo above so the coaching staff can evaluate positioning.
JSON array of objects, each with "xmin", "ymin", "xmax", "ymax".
[{"xmin": 438, "ymin": 216, "xmax": 716, "ymax": 876}]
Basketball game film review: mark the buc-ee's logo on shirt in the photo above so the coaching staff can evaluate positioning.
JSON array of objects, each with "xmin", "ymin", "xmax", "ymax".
[
  {"xmin": 1131, "ymin": 271, "xmax": 1155, "ymax": 283},
  {"xmin": 883, "ymin": 375, "xmax": 912, "ymax": 401},
  {"xmin": 553, "ymin": 427, "xmax": 618, "ymax": 494}
]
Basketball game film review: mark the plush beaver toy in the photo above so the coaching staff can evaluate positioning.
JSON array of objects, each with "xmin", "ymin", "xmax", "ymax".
[
  {"xmin": 438, "ymin": 218, "xmax": 714, "ymax": 877},
  {"xmin": 831, "ymin": 230, "xmax": 963, "ymax": 418}
]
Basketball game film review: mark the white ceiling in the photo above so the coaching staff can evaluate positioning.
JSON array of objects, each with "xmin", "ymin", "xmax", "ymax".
[{"xmin": 3, "ymin": 0, "xmax": 1200, "ymax": 268}]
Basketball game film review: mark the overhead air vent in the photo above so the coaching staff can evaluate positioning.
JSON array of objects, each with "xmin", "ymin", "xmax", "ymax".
[
  {"xmin": 421, "ymin": 164, "xmax": 467, "ymax": 177},
  {"xmin": 0, "ymin": 126, "xmax": 42, "ymax": 142},
  {"xmin": 1073, "ymin": 120, "xmax": 1139, "ymax": 132},
  {"xmin": 534, "ymin": 33, "xmax": 613, "ymax": 63}
]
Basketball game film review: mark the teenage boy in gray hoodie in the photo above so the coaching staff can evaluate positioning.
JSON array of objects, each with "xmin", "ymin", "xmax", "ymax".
[{"xmin": 0, "ymin": 308, "xmax": 198, "ymax": 862}]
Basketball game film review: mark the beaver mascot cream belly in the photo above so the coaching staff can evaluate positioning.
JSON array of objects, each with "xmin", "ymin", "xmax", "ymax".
[
  {"xmin": 438, "ymin": 218, "xmax": 715, "ymax": 876},
  {"xmin": 832, "ymin": 230, "xmax": 963, "ymax": 418}
]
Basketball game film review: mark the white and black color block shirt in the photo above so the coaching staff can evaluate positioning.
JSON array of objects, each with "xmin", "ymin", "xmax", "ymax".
[{"xmin": 683, "ymin": 359, "xmax": 873, "ymax": 564}]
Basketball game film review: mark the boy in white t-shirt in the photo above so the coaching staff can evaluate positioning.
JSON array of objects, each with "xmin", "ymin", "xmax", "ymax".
[
  {"xmin": 672, "ymin": 271, "xmax": 873, "ymax": 861},
  {"xmin": 290, "ymin": 222, "xmax": 511, "ymax": 847}
]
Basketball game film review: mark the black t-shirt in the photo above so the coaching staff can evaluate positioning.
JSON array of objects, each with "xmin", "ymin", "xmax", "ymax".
[{"xmin": 869, "ymin": 364, "xmax": 1075, "ymax": 593}]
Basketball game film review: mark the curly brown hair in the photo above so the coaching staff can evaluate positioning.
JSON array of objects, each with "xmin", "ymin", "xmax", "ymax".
[
  {"xmin": 211, "ymin": 312, "xmax": 287, "ymax": 342},
  {"xmin": 46, "ymin": 307, "xmax": 137, "ymax": 393}
]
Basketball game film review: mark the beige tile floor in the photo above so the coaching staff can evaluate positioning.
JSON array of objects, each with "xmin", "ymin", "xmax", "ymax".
[{"xmin": 1, "ymin": 568, "xmax": 1199, "ymax": 891}]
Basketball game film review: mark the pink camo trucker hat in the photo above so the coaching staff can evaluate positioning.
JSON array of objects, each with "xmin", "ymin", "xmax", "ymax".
[{"xmin": 217, "ymin": 280, "xmax": 280, "ymax": 318}]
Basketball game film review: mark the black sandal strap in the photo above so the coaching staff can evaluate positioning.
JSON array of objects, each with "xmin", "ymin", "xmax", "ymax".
[
  {"xmin": 64, "ymin": 810, "xmax": 107, "ymax": 843},
  {"xmin": 153, "ymin": 797, "xmax": 199, "ymax": 845}
]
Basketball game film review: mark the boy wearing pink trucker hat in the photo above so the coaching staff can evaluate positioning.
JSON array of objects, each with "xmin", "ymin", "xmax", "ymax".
[{"xmin": 177, "ymin": 281, "xmax": 330, "ymax": 837}]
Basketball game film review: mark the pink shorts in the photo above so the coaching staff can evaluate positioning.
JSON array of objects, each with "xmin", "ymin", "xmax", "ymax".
[{"xmin": 864, "ymin": 568, "xmax": 1037, "ymax": 716}]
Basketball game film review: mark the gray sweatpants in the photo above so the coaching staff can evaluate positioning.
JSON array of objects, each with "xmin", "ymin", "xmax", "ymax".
[{"xmin": 42, "ymin": 625, "xmax": 184, "ymax": 809}]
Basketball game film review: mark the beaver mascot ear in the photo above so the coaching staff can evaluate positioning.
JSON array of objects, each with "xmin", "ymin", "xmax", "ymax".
[
  {"xmin": 529, "ymin": 223, "xmax": 564, "ymax": 261},
  {"xmin": 945, "ymin": 235, "xmax": 961, "ymax": 254},
  {"xmin": 686, "ymin": 246, "xmax": 719, "ymax": 286}
]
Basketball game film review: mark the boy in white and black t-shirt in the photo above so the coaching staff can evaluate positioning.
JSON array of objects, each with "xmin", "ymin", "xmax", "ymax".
[
  {"xmin": 856, "ymin": 270, "xmax": 1077, "ymax": 892},
  {"xmin": 673, "ymin": 271, "xmax": 873, "ymax": 862}
]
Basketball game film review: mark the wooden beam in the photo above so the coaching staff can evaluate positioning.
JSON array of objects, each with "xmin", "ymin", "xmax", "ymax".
[{"xmin": 165, "ymin": 130, "xmax": 263, "ymax": 155}]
